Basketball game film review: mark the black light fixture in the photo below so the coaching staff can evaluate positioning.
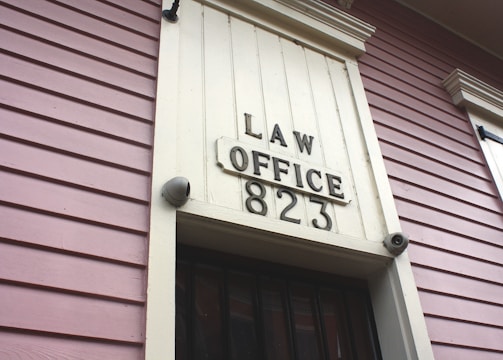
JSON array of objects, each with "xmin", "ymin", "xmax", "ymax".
[{"xmin": 162, "ymin": 0, "xmax": 180, "ymax": 23}]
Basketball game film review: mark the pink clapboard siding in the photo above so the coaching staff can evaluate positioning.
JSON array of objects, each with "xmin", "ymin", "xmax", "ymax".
[
  {"xmin": 0, "ymin": 0, "xmax": 160, "ymax": 358},
  {"xmin": 335, "ymin": 0, "xmax": 503, "ymax": 357}
]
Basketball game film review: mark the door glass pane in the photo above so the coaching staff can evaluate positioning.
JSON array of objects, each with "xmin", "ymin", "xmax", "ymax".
[
  {"xmin": 176, "ymin": 246, "xmax": 381, "ymax": 360},
  {"xmin": 228, "ymin": 271, "xmax": 260, "ymax": 360},
  {"xmin": 320, "ymin": 289, "xmax": 353, "ymax": 360},
  {"xmin": 194, "ymin": 265, "xmax": 224, "ymax": 360},
  {"xmin": 291, "ymin": 283, "xmax": 323, "ymax": 360},
  {"xmin": 345, "ymin": 290, "xmax": 381, "ymax": 360},
  {"xmin": 176, "ymin": 262, "xmax": 190, "ymax": 360},
  {"xmin": 261, "ymin": 277, "xmax": 292, "ymax": 360}
]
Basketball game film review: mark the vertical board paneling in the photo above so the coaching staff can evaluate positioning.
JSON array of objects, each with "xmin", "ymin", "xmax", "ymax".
[
  {"xmin": 340, "ymin": 0, "xmax": 503, "ymax": 357},
  {"xmin": 175, "ymin": 0, "xmax": 205, "ymax": 201},
  {"xmin": 174, "ymin": 1, "xmax": 396, "ymax": 240},
  {"xmin": 305, "ymin": 49, "xmax": 346, "ymax": 234},
  {"xmin": 328, "ymin": 59, "xmax": 382, "ymax": 239},
  {"xmin": 254, "ymin": 28, "xmax": 293, "ymax": 219},
  {"xmin": 230, "ymin": 17, "xmax": 269, "ymax": 214},
  {"xmin": 0, "ymin": 0, "xmax": 161, "ymax": 357},
  {"xmin": 203, "ymin": 7, "xmax": 241, "ymax": 209},
  {"xmin": 256, "ymin": 28, "xmax": 292, "ymax": 155},
  {"xmin": 325, "ymin": 58, "xmax": 366, "ymax": 238},
  {"xmin": 231, "ymin": 18, "xmax": 267, "ymax": 144},
  {"xmin": 278, "ymin": 37, "xmax": 318, "ymax": 223},
  {"xmin": 282, "ymin": 40, "xmax": 321, "ymax": 163}
]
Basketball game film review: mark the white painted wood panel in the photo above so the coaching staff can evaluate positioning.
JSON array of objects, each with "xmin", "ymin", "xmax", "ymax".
[
  {"xmin": 330, "ymin": 59, "xmax": 385, "ymax": 240},
  {"xmin": 203, "ymin": 7, "xmax": 242, "ymax": 209},
  {"xmin": 305, "ymin": 48, "xmax": 348, "ymax": 234},
  {"xmin": 170, "ymin": 1, "xmax": 391, "ymax": 241},
  {"xmin": 254, "ymin": 27, "xmax": 294, "ymax": 220},
  {"xmin": 281, "ymin": 39, "xmax": 321, "ymax": 162},
  {"xmin": 231, "ymin": 18, "xmax": 267, "ymax": 146},
  {"xmin": 149, "ymin": 1, "xmax": 435, "ymax": 358},
  {"xmin": 175, "ymin": 0, "xmax": 205, "ymax": 201}
]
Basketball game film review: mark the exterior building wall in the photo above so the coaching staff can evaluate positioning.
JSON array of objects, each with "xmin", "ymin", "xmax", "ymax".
[
  {"xmin": 340, "ymin": 0, "xmax": 503, "ymax": 358},
  {"xmin": 1, "ymin": 0, "xmax": 502, "ymax": 359},
  {"xmin": 0, "ymin": 1, "xmax": 161, "ymax": 358}
]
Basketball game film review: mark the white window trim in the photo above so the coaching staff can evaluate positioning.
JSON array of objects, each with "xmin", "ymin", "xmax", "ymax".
[
  {"xmin": 443, "ymin": 69, "xmax": 503, "ymax": 120},
  {"xmin": 443, "ymin": 69, "xmax": 503, "ymax": 196},
  {"xmin": 146, "ymin": 1, "xmax": 434, "ymax": 359}
]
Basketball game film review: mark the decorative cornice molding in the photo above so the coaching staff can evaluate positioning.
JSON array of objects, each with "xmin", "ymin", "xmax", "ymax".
[
  {"xmin": 278, "ymin": 0, "xmax": 374, "ymax": 42},
  {"xmin": 194, "ymin": 0, "xmax": 375, "ymax": 57},
  {"xmin": 443, "ymin": 69, "xmax": 503, "ymax": 121}
]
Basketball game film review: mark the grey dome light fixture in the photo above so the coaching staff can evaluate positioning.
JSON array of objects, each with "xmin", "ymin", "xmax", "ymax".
[
  {"xmin": 383, "ymin": 232, "xmax": 409, "ymax": 256},
  {"xmin": 162, "ymin": 177, "xmax": 190, "ymax": 207}
]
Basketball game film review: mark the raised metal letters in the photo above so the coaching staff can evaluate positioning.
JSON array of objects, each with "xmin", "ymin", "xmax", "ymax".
[
  {"xmin": 293, "ymin": 131, "xmax": 314, "ymax": 155},
  {"xmin": 277, "ymin": 189, "xmax": 301, "ymax": 224},
  {"xmin": 273, "ymin": 157, "xmax": 290, "ymax": 181},
  {"xmin": 306, "ymin": 169, "xmax": 322, "ymax": 192},
  {"xmin": 217, "ymin": 137, "xmax": 348, "ymax": 204},
  {"xmin": 245, "ymin": 180, "xmax": 267, "ymax": 215},
  {"xmin": 310, "ymin": 196, "xmax": 332, "ymax": 231},
  {"xmin": 270, "ymin": 124, "xmax": 288, "ymax": 147},
  {"xmin": 219, "ymin": 115, "xmax": 349, "ymax": 228},
  {"xmin": 244, "ymin": 113, "xmax": 263, "ymax": 139},
  {"xmin": 230, "ymin": 146, "xmax": 248, "ymax": 171},
  {"xmin": 252, "ymin": 151, "xmax": 270, "ymax": 176}
]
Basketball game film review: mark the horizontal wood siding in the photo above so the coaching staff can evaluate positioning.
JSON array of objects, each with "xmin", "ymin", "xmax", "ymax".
[
  {"xmin": 330, "ymin": 0, "xmax": 503, "ymax": 357},
  {"xmin": 0, "ymin": 0, "xmax": 160, "ymax": 358}
]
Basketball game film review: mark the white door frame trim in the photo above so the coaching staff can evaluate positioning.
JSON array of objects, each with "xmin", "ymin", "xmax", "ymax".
[{"xmin": 145, "ymin": 1, "xmax": 434, "ymax": 358}]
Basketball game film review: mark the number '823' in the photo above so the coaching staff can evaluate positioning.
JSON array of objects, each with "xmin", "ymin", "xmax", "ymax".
[{"xmin": 245, "ymin": 180, "xmax": 333, "ymax": 231}]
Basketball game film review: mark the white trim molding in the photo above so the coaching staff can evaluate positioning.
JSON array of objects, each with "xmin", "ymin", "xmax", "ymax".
[
  {"xmin": 194, "ymin": 0, "xmax": 375, "ymax": 57},
  {"xmin": 443, "ymin": 68, "xmax": 503, "ymax": 121},
  {"xmin": 145, "ymin": 1, "xmax": 434, "ymax": 359},
  {"xmin": 443, "ymin": 68, "xmax": 503, "ymax": 197}
]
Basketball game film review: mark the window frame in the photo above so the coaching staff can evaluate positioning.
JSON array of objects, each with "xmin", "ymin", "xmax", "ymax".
[{"xmin": 443, "ymin": 68, "xmax": 503, "ymax": 198}]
